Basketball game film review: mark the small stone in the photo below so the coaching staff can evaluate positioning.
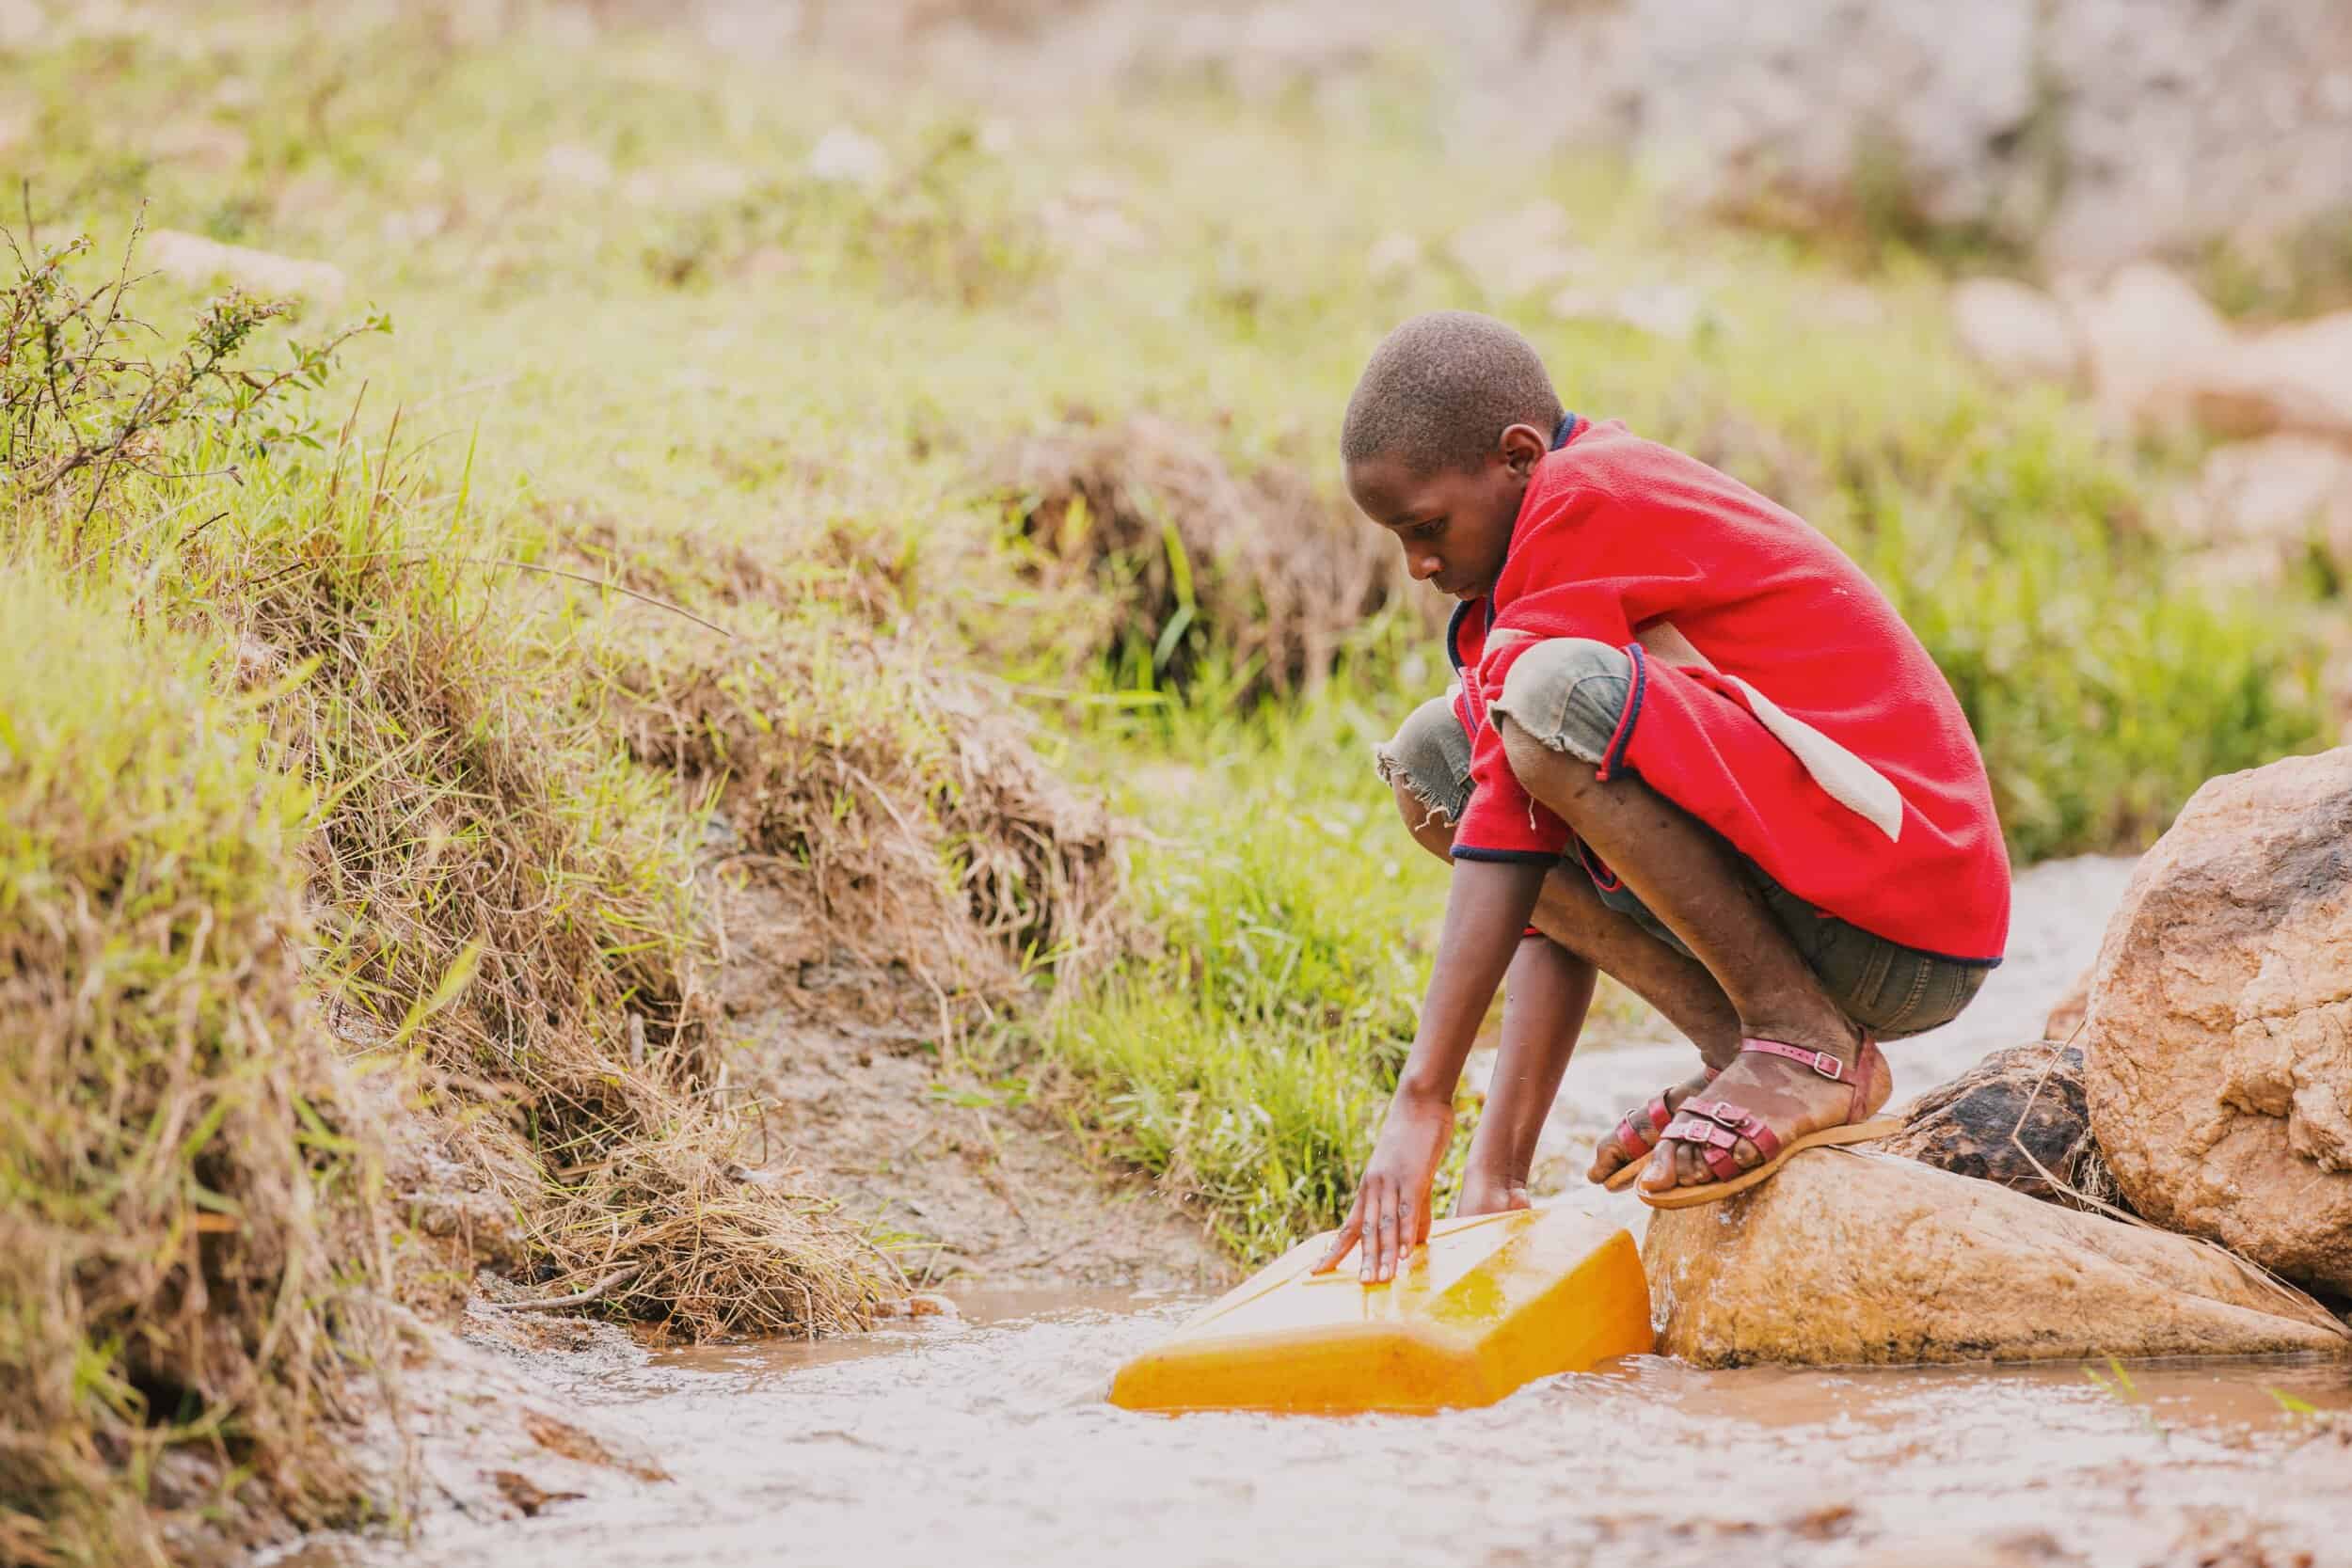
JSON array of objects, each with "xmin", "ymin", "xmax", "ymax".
[
  {"xmin": 977, "ymin": 117, "xmax": 1017, "ymax": 157},
  {"xmin": 806, "ymin": 126, "xmax": 889, "ymax": 189},
  {"xmin": 1365, "ymin": 230, "xmax": 1422, "ymax": 284},
  {"xmin": 143, "ymin": 230, "xmax": 347, "ymax": 307},
  {"xmin": 1949, "ymin": 277, "xmax": 2083, "ymax": 387},
  {"xmin": 1446, "ymin": 200, "xmax": 1586, "ymax": 300},
  {"xmin": 2062, "ymin": 261, "xmax": 2234, "ymax": 436},
  {"xmin": 142, "ymin": 120, "xmax": 249, "ymax": 169},
  {"xmin": 1549, "ymin": 283, "xmax": 1708, "ymax": 341},
  {"xmin": 541, "ymin": 143, "xmax": 613, "ymax": 190},
  {"xmin": 624, "ymin": 160, "xmax": 752, "ymax": 210}
]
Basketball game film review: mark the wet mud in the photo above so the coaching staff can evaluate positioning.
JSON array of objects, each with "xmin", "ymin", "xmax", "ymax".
[{"xmin": 278, "ymin": 1290, "xmax": 2352, "ymax": 1568}]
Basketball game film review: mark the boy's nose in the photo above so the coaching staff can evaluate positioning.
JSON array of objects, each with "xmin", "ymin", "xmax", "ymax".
[{"xmin": 1409, "ymin": 552, "xmax": 1442, "ymax": 581}]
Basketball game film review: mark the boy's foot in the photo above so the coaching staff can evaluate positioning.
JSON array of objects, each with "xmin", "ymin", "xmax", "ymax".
[
  {"xmin": 1637, "ymin": 1035, "xmax": 1896, "ymax": 1203},
  {"xmin": 1587, "ymin": 1066, "xmax": 1719, "ymax": 1191}
]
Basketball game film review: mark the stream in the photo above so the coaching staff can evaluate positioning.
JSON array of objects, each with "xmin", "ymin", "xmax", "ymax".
[{"xmin": 279, "ymin": 859, "xmax": 2352, "ymax": 1567}]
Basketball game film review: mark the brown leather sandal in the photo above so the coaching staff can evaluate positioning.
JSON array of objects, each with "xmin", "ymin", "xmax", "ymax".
[
  {"xmin": 1638, "ymin": 1037, "xmax": 1899, "ymax": 1209},
  {"xmin": 1597, "ymin": 1066, "xmax": 1719, "ymax": 1193}
]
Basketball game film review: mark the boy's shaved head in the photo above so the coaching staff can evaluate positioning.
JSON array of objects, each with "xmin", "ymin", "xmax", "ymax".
[{"xmin": 1342, "ymin": 310, "xmax": 1564, "ymax": 475}]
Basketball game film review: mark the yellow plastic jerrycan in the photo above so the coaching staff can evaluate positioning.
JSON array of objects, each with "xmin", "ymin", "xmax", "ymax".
[{"xmin": 1108, "ymin": 1205, "xmax": 1652, "ymax": 1416}]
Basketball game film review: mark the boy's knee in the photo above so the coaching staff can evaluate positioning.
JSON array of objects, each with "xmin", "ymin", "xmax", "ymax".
[
  {"xmin": 1375, "ymin": 697, "xmax": 1470, "ymax": 853},
  {"xmin": 1491, "ymin": 638, "xmax": 1633, "ymax": 769}
]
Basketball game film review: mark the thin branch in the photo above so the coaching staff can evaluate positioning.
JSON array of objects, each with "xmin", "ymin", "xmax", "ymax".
[{"xmin": 477, "ymin": 1262, "xmax": 642, "ymax": 1314}]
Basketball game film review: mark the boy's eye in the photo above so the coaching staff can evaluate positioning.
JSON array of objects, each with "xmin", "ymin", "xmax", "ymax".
[{"xmin": 1408, "ymin": 517, "xmax": 1446, "ymax": 540}]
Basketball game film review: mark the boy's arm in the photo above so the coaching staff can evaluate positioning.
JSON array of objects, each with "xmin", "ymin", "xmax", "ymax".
[
  {"xmin": 1457, "ymin": 935, "xmax": 1595, "ymax": 1214},
  {"xmin": 1315, "ymin": 857, "xmax": 1546, "ymax": 1282}
]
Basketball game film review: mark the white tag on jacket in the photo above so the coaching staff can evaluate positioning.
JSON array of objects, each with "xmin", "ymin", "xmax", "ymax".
[{"xmin": 1724, "ymin": 675, "xmax": 1906, "ymax": 844}]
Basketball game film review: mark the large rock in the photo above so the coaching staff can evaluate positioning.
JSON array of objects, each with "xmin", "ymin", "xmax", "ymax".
[
  {"xmin": 1478, "ymin": 0, "xmax": 2352, "ymax": 267},
  {"xmin": 2035, "ymin": 0, "xmax": 2352, "ymax": 269},
  {"xmin": 1643, "ymin": 1151, "xmax": 2347, "ymax": 1366},
  {"xmin": 2082, "ymin": 749, "xmax": 2352, "ymax": 1294},
  {"xmin": 1880, "ymin": 1042, "xmax": 2108, "ymax": 1207},
  {"xmin": 803, "ymin": 1, "xmax": 2352, "ymax": 268}
]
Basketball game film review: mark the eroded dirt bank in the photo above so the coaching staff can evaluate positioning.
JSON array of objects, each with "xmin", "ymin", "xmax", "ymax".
[{"xmin": 701, "ymin": 832, "xmax": 1232, "ymax": 1294}]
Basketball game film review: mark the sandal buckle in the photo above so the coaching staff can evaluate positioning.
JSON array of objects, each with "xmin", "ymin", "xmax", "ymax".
[{"xmin": 1811, "ymin": 1050, "xmax": 1846, "ymax": 1081}]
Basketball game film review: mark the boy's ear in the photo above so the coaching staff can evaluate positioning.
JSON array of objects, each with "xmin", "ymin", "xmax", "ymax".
[{"xmin": 1498, "ymin": 421, "xmax": 1549, "ymax": 477}]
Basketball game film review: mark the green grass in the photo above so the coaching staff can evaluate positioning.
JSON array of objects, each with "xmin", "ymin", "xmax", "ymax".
[{"xmin": 1033, "ymin": 681, "xmax": 1434, "ymax": 1259}]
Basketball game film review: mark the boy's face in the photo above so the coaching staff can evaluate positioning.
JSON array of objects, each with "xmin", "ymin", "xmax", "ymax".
[{"xmin": 1345, "ymin": 422, "xmax": 1549, "ymax": 602}]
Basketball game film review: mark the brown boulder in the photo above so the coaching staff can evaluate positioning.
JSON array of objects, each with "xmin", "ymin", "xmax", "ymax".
[
  {"xmin": 1643, "ymin": 1151, "xmax": 2346, "ymax": 1367},
  {"xmin": 2082, "ymin": 749, "xmax": 2352, "ymax": 1293},
  {"xmin": 1880, "ymin": 1042, "xmax": 2111, "ymax": 1207}
]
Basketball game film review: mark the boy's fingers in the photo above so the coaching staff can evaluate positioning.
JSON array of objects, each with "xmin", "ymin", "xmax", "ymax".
[
  {"xmin": 1371, "ymin": 1187, "xmax": 1398, "ymax": 1281},
  {"xmin": 1314, "ymin": 1205, "xmax": 1363, "ymax": 1274}
]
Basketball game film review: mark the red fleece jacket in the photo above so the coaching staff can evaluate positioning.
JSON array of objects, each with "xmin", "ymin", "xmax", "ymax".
[{"xmin": 1447, "ymin": 419, "xmax": 2010, "ymax": 965}]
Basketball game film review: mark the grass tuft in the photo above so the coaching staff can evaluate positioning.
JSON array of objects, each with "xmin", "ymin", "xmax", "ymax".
[{"xmin": 0, "ymin": 567, "xmax": 396, "ymax": 1568}]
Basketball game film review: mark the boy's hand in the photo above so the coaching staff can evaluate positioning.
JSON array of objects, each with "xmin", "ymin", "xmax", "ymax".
[
  {"xmin": 1314, "ymin": 1086, "xmax": 1454, "ymax": 1282},
  {"xmin": 1313, "ymin": 858, "xmax": 1542, "ymax": 1284}
]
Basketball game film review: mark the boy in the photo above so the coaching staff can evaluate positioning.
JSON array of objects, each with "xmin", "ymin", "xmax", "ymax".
[{"xmin": 1317, "ymin": 311, "xmax": 2009, "ymax": 1282}]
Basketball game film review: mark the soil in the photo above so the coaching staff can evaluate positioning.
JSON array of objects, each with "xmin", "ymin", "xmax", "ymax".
[{"xmin": 702, "ymin": 845, "xmax": 1232, "ymax": 1296}]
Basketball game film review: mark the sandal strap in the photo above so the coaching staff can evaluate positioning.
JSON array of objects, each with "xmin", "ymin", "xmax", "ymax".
[
  {"xmin": 1652, "ymin": 1043, "xmax": 1877, "ymax": 1189},
  {"xmin": 1740, "ymin": 1037, "xmax": 1852, "ymax": 1084},
  {"xmin": 1667, "ymin": 1100, "xmax": 1786, "ymax": 1164},
  {"xmin": 1660, "ymin": 1110, "xmax": 1740, "ymax": 1151},
  {"xmin": 1612, "ymin": 1069, "xmax": 1723, "ymax": 1163},
  {"xmin": 1614, "ymin": 1114, "xmax": 1653, "ymax": 1163},
  {"xmin": 1659, "ymin": 1110, "xmax": 1775, "ymax": 1184}
]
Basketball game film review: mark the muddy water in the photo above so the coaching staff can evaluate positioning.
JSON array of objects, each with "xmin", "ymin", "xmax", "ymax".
[
  {"xmin": 288, "ymin": 857, "xmax": 2352, "ymax": 1567},
  {"xmin": 309, "ymin": 1289, "xmax": 2350, "ymax": 1568}
]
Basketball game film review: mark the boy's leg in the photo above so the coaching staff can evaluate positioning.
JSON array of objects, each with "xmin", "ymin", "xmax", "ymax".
[
  {"xmin": 1378, "ymin": 700, "xmax": 1741, "ymax": 1057},
  {"xmin": 1377, "ymin": 701, "xmax": 1741, "ymax": 1186},
  {"xmin": 1489, "ymin": 641, "xmax": 1891, "ymax": 1194}
]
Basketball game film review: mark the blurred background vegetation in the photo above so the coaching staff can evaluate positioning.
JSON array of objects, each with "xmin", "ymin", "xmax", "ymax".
[{"xmin": 5, "ymin": 1, "xmax": 2349, "ymax": 1558}]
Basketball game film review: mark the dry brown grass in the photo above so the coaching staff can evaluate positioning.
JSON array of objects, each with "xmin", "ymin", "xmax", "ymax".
[
  {"xmin": 602, "ymin": 596, "xmax": 1128, "ymax": 1032},
  {"xmin": 0, "ymin": 567, "xmax": 398, "ymax": 1568},
  {"xmin": 993, "ymin": 415, "xmax": 1422, "ymax": 698},
  {"xmin": 183, "ymin": 474, "xmax": 903, "ymax": 1342}
]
